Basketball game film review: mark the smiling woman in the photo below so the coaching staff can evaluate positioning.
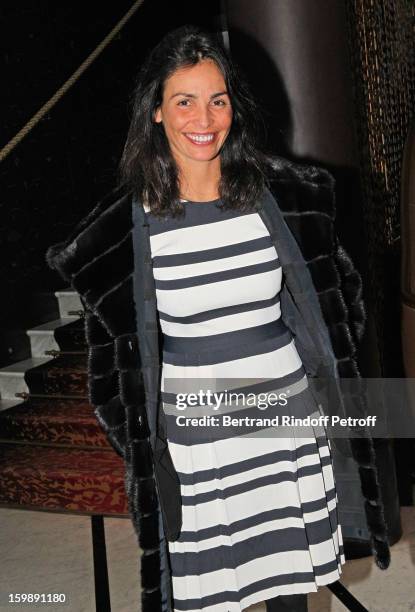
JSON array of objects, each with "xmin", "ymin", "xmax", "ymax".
[
  {"xmin": 42, "ymin": 10, "xmax": 392, "ymax": 609},
  {"xmin": 115, "ymin": 24, "xmax": 346, "ymax": 612},
  {"xmin": 153, "ymin": 59, "xmax": 233, "ymax": 201},
  {"xmin": 120, "ymin": 25, "xmax": 268, "ymax": 219}
]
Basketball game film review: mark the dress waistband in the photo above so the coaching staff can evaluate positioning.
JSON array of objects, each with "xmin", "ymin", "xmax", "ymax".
[{"xmin": 162, "ymin": 318, "xmax": 289, "ymax": 355}]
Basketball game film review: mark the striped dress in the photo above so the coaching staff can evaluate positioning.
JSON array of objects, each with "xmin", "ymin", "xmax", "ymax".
[{"xmin": 145, "ymin": 198, "xmax": 345, "ymax": 612}]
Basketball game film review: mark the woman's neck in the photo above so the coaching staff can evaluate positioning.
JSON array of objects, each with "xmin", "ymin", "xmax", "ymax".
[{"xmin": 178, "ymin": 158, "xmax": 221, "ymax": 202}]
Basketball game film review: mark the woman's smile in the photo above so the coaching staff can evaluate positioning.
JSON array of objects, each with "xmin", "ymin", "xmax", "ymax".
[{"xmin": 184, "ymin": 132, "xmax": 217, "ymax": 145}]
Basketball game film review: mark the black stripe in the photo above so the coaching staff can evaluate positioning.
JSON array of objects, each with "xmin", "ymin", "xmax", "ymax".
[
  {"xmin": 173, "ymin": 559, "xmax": 343, "ymax": 610},
  {"xmin": 315, "ymin": 434, "xmax": 331, "ymax": 449},
  {"xmin": 170, "ymin": 523, "xmax": 343, "ymax": 577},
  {"xmin": 153, "ymin": 235, "xmax": 274, "ymax": 267},
  {"xmin": 303, "ymin": 486, "xmax": 337, "ymax": 511},
  {"xmin": 164, "ymin": 405, "xmax": 318, "ymax": 446},
  {"xmin": 163, "ymin": 317, "xmax": 290, "ymax": 355},
  {"xmin": 175, "ymin": 441, "xmax": 325, "ymax": 485},
  {"xmin": 163, "ymin": 382, "xmax": 319, "ymax": 445},
  {"xmin": 158, "ymin": 292, "xmax": 280, "ymax": 324},
  {"xmin": 162, "ymin": 370, "xmax": 307, "ymax": 409},
  {"xmin": 147, "ymin": 202, "xmax": 254, "ymax": 235},
  {"xmin": 155, "ymin": 257, "xmax": 280, "ymax": 290},
  {"xmin": 180, "ymin": 463, "xmax": 331, "ymax": 506},
  {"xmin": 177, "ymin": 502, "xmax": 339, "ymax": 543},
  {"xmin": 164, "ymin": 411, "xmax": 320, "ymax": 446},
  {"xmin": 163, "ymin": 366, "xmax": 306, "ymax": 416},
  {"xmin": 162, "ymin": 333, "xmax": 297, "ymax": 366}
]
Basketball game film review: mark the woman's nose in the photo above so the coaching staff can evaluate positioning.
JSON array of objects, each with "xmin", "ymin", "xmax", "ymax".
[{"xmin": 195, "ymin": 105, "xmax": 212, "ymax": 128}]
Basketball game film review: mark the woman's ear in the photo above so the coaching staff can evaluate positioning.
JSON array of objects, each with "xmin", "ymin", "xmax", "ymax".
[{"xmin": 154, "ymin": 107, "xmax": 162, "ymax": 123}]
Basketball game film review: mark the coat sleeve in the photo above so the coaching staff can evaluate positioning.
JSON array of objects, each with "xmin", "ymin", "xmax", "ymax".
[{"xmin": 82, "ymin": 299, "xmax": 127, "ymax": 458}]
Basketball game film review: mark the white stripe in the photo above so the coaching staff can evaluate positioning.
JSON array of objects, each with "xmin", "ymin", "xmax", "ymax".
[
  {"xmin": 156, "ymin": 268, "xmax": 281, "ymax": 316},
  {"xmin": 168, "ymin": 436, "xmax": 315, "ymax": 473},
  {"xmin": 309, "ymin": 537, "xmax": 342, "ymax": 563},
  {"xmin": 161, "ymin": 302, "xmax": 281, "ymax": 337},
  {"xmin": 295, "ymin": 472, "xmax": 337, "ymax": 504},
  {"xmin": 315, "ymin": 566, "xmax": 344, "ymax": 587},
  {"xmin": 179, "ymin": 452, "xmax": 324, "ymax": 496},
  {"xmin": 179, "ymin": 476, "xmax": 333, "ymax": 531},
  {"xmin": 318, "ymin": 445, "xmax": 330, "ymax": 457},
  {"xmin": 150, "ymin": 213, "xmax": 268, "ymax": 255},
  {"xmin": 321, "ymin": 463, "xmax": 335, "ymax": 490}
]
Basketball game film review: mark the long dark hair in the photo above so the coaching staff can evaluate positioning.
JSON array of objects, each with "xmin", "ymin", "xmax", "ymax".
[{"xmin": 119, "ymin": 24, "xmax": 270, "ymax": 217}]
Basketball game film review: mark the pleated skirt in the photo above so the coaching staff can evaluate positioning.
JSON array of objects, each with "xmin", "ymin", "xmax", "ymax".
[{"xmin": 161, "ymin": 326, "xmax": 345, "ymax": 612}]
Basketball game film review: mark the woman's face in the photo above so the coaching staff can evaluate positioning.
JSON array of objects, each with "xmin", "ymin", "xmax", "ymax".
[{"xmin": 154, "ymin": 59, "xmax": 233, "ymax": 167}]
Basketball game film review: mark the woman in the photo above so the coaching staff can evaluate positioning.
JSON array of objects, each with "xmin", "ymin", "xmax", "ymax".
[
  {"xmin": 122, "ymin": 25, "xmax": 343, "ymax": 612},
  {"xmin": 46, "ymin": 24, "xmax": 388, "ymax": 612}
]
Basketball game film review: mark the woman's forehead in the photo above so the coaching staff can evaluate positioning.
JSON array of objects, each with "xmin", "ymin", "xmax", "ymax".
[{"xmin": 163, "ymin": 59, "xmax": 226, "ymax": 94}]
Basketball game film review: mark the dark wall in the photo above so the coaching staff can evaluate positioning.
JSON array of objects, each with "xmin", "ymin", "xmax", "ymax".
[
  {"xmin": 224, "ymin": 0, "xmax": 383, "ymax": 378},
  {"xmin": 1, "ymin": 1, "xmax": 220, "ymax": 363}
]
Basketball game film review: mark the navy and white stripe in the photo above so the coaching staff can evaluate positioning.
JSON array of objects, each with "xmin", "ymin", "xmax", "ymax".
[{"xmin": 146, "ymin": 198, "xmax": 345, "ymax": 611}]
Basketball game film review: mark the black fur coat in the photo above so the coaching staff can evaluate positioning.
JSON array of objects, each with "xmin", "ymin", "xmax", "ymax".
[{"xmin": 46, "ymin": 157, "xmax": 390, "ymax": 611}]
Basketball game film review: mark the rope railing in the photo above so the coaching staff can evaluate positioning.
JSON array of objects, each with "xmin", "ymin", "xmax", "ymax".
[{"xmin": 0, "ymin": 0, "xmax": 145, "ymax": 163}]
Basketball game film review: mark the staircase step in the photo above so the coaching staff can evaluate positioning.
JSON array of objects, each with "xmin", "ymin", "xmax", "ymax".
[
  {"xmin": 54, "ymin": 317, "xmax": 86, "ymax": 351},
  {"xmin": 0, "ymin": 398, "xmax": 109, "ymax": 448},
  {"xmin": 0, "ymin": 399, "xmax": 24, "ymax": 411},
  {"xmin": 27, "ymin": 318, "xmax": 82, "ymax": 357},
  {"xmin": 24, "ymin": 355, "xmax": 88, "ymax": 396},
  {"xmin": 55, "ymin": 289, "xmax": 83, "ymax": 319},
  {"xmin": 0, "ymin": 357, "xmax": 53, "ymax": 400},
  {"xmin": 0, "ymin": 444, "xmax": 128, "ymax": 515}
]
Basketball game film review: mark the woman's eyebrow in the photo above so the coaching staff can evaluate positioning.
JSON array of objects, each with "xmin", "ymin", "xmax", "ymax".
[
  {"xmin": 169, "ymin": 92, "xmax": 196, "ymax": 100},
  {"xmin": 169, "ymin": 90, "xmax": 228, "ymax": 100}
]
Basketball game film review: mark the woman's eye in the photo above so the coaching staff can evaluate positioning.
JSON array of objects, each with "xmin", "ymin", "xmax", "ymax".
[
  {"xmin": 213, "ymin": 99, "xmax": 226, "ymax": 106},
  {"xmin": 178, "ymin": 99, "xmax": 191, "ymax": 107}
]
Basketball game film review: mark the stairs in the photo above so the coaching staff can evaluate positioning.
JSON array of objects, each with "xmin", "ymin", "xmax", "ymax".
[{"xmin": 0, "ymin": 289, "xmax": 128, "ymax": 516}]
